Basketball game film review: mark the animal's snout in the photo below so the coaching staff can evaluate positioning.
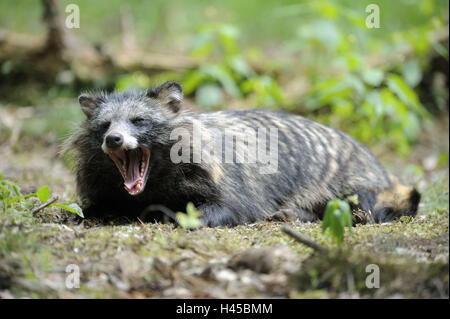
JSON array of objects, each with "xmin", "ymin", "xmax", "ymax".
[{"xmin": 105, "ymin": 133, "xmax": 124, "ymax": 149}]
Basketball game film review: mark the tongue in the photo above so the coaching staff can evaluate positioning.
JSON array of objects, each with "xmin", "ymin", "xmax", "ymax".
[{"xmin": 124, "ymin": 150, "xmax": 141, "ymax": 190}]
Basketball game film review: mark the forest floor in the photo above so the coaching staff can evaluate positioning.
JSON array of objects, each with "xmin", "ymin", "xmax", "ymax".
[{"xmin": 0, "ymin": 107, "xmax": 448, "ymax": 299}]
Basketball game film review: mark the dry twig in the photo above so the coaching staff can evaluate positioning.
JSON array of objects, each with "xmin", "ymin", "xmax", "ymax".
[
  {"xmin": 31, "ymin": 195, "xmax": 59, "ymax": 214},
  {"xmin": 281, "ymin": 225, "xmax": 328, "ymax": 253}
]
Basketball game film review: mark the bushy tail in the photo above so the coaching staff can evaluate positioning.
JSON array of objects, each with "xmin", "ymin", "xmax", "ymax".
[{"xmin": 374, "ymin": 175, "xmax": 421, "ymax": 223}]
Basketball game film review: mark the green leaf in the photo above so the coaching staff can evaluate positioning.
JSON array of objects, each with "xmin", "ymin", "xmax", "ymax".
[
  {"xmin": 195, "ymin": 84, "xmax": 224, "ymax": 109},
  {"xmin": 4, "ymin": 196, "xmax": 23, "ymax": 205},
  {"xmin": 437, "ymin": 152, "xmax": 449, "ymax": 167},
  {"xmin": 199, "ymin": 64, "xmax": 241, "ymax": 98},
  {"xmin": 346, "ymin": 194, "xmax": 359, "ymax": 206},
  {"xmin": 189, "ymin": 32, "xmax": 215, "ymax": 58},
  {"xmin": 402, "ymin": 58, "xmax": 422, "ymax": 88},
  {"xmin": 322, "ymin": 199, "xmax": 352, "ymax": 243},
  {"xmin": 176, "ymin": 202, "xmax": 202, "ymax": 229},
  {"xmin": 182, "ymin": 70, "xmax": 206, "ymax": 95},
  {"xmin": 330, "ymin": 210, "xmax": 344, "ymax": 241},
  {"xmin": 52, "ymin": 203, "xmax": 84, "ymax": 218},
  {"xmin": 37, "ymin": 186, "xmax": 51, "ymax": 203},
  {"xmin": 228, "ymin": 55, "xmax": 255, "ymax": 78},
  {"xmin": 0, "ymin": 185, "xmax": 11, "ymax": 199},
  {"xmin": 217, "ymin": 24, "xmax": 240, "ymax": 55},
  {"xmin": 362, "ymin": 69, "xmax": 384, "ymax": 86},
  {"xmin": 1, "ymin": 178, "xmax": 22, "ymax": 197},
  {"xmin": 115, "ymin": 72, "xmax": 151, "ymax": 91},
  {"xmin": 386, "ymin": 74, "xmax": 421, "ymax": 110},
  {"xmin": 187, "ymin": 202, "xmax": 202, "ymax": 217},
  {"xmin": 345, "ymin": 74, "xmax": 365, "ymax": 97},
  {"xmin": 321, "ymin": 201, "xmax": 335, "ymax": 231}
]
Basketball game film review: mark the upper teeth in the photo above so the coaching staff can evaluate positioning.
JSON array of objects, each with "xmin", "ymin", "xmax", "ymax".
[{"xmin": 140, "ymin": 155, "xmax": 148, "ymax": 178}]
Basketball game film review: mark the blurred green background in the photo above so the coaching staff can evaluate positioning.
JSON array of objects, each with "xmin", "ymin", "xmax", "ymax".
[{"xmin": 0, "ymin": 0, "xmax": 448, "ymax": 156}]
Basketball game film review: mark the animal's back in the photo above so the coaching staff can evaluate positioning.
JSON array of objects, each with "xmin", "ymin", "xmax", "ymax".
[{"xmin": 185, "ymin": 109, "xmax": 394, "ymax": 223}]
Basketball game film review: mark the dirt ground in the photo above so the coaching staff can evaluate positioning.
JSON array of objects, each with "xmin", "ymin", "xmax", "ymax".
[{"xmin": 0, "ymin": 108, "xmax": 448, "ymax": 299}]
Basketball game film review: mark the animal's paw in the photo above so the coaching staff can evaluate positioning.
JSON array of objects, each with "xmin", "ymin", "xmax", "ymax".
[
  {"xmin": 268, "ymin": 209, "xmax": 298, "ymax": 222},
  {"xmin": 351, "ymin": 208, "xmax": 375, "ymax": 225}
]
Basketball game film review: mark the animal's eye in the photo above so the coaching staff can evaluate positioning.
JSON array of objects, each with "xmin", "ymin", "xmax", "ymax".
[
  {"xmin": 100, "ymin": 121, "xmax": 111, "ymax": 131},
  {"xmin": 131, "ymin": 117, "xmax": 145, "ymax": 125}
]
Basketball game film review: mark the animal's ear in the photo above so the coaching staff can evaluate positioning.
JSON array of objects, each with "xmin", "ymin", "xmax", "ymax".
[
  {"xmin": 147, "ymin": 81, "xmax": 183, "ymax": 113},
  {"xmin": 78, "ymin": 93, "xmax": 99, "ymax": 119}
]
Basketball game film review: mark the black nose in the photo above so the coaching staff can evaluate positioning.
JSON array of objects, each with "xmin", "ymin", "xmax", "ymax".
[{"xmin": 105, "ymin": 133, "xmax": 124, "ymax": 149}]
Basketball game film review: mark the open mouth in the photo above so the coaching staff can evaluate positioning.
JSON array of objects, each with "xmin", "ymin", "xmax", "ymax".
[{"xmin": 108, "ymin": 147, "xmax": 151, "ymax": 195}]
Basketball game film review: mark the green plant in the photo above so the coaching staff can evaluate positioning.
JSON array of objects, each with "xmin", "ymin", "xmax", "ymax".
[
  {"xmin": 183, "ymin": 23, "xmax": 285, "ymax": 109},
  {"xmin": 282, "ymin": 0, "xmax": 442, "ymax": 155},
  {"xmin": 0, "ymin": 174, "xmax": 34, "ymax": 216},
  {"xmin": 35, "ymin": 185, "xmax": 84, "ymax": 218},
  {"xmin": 115, "ymin": 71, "xmax": 152, "ymax": 91},
  {"xmin": 305, "ymin": 70, "xmax": 429, "ymax": 155},
  {"xmin": 322, "ymin": 199, "xmax": 352, "ymax": 244},
  {"xmin": 0, "ymin": 174, "xmax": 83, "ymax": 218},
  {"xmin": 176, "ymin": 202, "xmax": 202, "ymax": 230}
]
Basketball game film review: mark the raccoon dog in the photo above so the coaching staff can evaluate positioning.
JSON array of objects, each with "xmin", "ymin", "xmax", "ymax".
[{"xmin": 64, "ymin": 81, "xmax": 420, "ymax": 227}]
